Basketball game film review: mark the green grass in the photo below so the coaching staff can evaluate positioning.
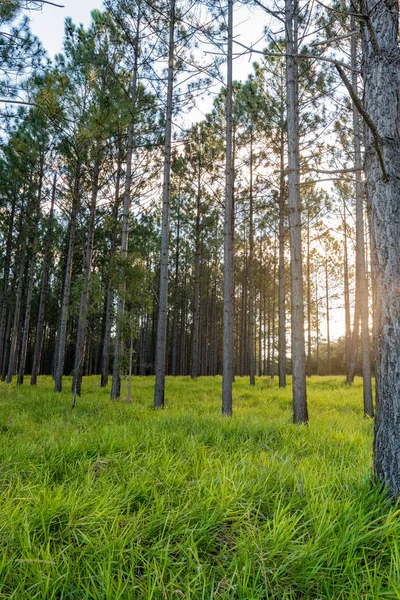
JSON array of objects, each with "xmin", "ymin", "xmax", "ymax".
[{"xmin": 0, "ymin": 375, "xmax": 398, "ymax": 599}]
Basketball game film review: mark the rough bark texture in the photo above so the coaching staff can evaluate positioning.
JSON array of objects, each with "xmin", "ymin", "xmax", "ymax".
[
  {"xmin": 153, "ymin": 0, "xmax": 175, "ymax": 409},
  {"xmin": 364, "ymin": 0, "xmax": 400, "ymax": 497},
  {"xmin": 222, "ymin": 0, "xmax": 234, "ymax": 416},
  {"xmin": 285, "ymin": 0, "xmax": 308, "ymax": 423}
]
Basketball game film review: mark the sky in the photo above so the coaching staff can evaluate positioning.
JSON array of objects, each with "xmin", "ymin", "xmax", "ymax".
[
  {"xmin": 29, "ymin": 0, "xmax": 103, "ymax": 57},
  {"xmin": 29, "ymin": 0, "xmax": 266, "ymax": 78}
]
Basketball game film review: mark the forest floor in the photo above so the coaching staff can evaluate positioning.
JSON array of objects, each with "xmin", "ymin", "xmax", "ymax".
[{"xmin": 0, "ymin": 375, "xmax": 398, "ymax": 599}]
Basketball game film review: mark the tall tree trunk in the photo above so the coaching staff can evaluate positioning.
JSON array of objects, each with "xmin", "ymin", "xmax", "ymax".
[
  {"xmin": 278, "ymin": 102, "xmax": 287, "ymax": 388},
  {"xmin": 343, "ymin": 197, "xmax": 351, "ymax": 378},
  {"xmin": 153, "ymin": 0, "xmax": 175, "ymax": 409},
  {"xmin": 31, "ymin": 172, "xmax": 56, "ymax": 385},
  {"xmin": 362, "ymin": 0, "xmax": 400, "ymax": 496},
  {"xmin": 111, "ymin": 11, "xmax": 141, "ymax": 400},
  {"xmin": 18, "ymin": 159, "xmax": 44, "ymax": 385},
  {"xmin": 54, "ymin": 163, "xmax": 81, "ymax": 392},
  {"xmin": 222, "ymin": 0, "xmax": 234, "ymax": 416},
  {"xmin": 315, "ymin": 275, "xmax": 320, "ymax": 375},
  {"xmin": 171, "ymin": 198, "xmax": 181, "ymax": 376},
  {"xmin": 306, "ymin": 212, "xmax": 312, "ymax": 377},
  {"xmin": 72, "ymin": 158, "xmax": 100, "ymax": 398},
  {"xmin": 7, "ymin": 225, "xmax": 29, "ymax": 383},
  {"xmin": 249, "ymin": 127, "xmax": 255, "ymax": 386},
  {"xmin": 101, "ymin": 155, "xmax": 122, "ymax": 387},
  {"xmin": 285, "ymin": 0, "xmax": 308, "ymax": 423},
  {"xmin": 0, "ymin": 197, "xmax": 16, "ymax": 370},
  {"xmin": 271, "ymin": 235, "xmax": 277, "ymax": 379},
  {"xmin": 325, "ymin": 256, "xmax": 331, "ymax": 376},
  {"xmin": 351, "ymin": 19, "xmax": 373, "ymax": 417},
  {"xmin": 191, "ymin": 168, "xmax": 201, "ymax": 379}
]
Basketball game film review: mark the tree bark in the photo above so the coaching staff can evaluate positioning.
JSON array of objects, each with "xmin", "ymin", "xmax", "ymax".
[
  {"xmin": 362, "ymin": 0, "xmax": 400, "ymax": 496},
  {"xmin": 249, "ymin": 126, "xmax": 255, "ymax": 386},
  {"xmin": 154, "ymin": 0, "xmax": 175, "ymax": 409},
  {"xmin": 222, "ymin": 0, "xmax": 234, "ymax": 416},
  {"xmin": 285, "ymin": 0, "xmax": 308, "ymax": 423}
]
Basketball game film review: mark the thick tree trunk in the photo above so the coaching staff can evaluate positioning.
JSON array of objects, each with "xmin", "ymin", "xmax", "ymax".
[
  {"xmin": 31, "ymin": 172, "xmax": 56, "ymax": 385},
  {"xmin": 153, "ymin": 0, "xmax": 175, "ymax": 409},
  {"xmin": 222, "ymin": 0, "xmax": 234, "ymax": 416},
  {"xmin": 362, "ymin": 0, "xmax": 400, "ymax": 496},
  {"xmin": 285, "ymin": 0, "xmax": 308, "ymax": 423}
]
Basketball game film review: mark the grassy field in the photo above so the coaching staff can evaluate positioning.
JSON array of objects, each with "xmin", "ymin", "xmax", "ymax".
[{"xmin": 0, "ymin": 375, "xmax": 398, "ymax": 599}]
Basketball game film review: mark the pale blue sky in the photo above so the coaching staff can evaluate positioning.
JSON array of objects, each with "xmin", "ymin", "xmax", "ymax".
[
  {"xmin": 29, "ymin": 0, "xmax": 265, "ymax": 78},
  {"xmin": 30, "ymin": 0, "xmax": 103, "ymax": 58}
]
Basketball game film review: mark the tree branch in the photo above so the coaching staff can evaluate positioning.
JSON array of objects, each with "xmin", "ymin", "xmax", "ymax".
[
  {"xmin": 233, "ymin": 39, "xmax": 361, "ymax": 73},
  {"xmin": 335, "ymin": 64, "xmax": 388, "ymax": 182},
  {"xmin": 0, "ymin": 98, "xmax": 36, "ymax": 106},
  {"xmin": 311, "ymin": 30, "xmax": 359, "ymax": 46}
]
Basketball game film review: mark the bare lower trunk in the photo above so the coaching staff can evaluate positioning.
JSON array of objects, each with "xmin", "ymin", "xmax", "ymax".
[
  {"xmin": 325, "ymin": 258, "xmax": 331, "ymax": 376},
  {"xmin": 285, "ymin": 0, "xmax": 308, "ymax": 423},
  {"xmin": 343, "ymin": 197, "xmax": 351, "ymax": 378},
  {"xmin": 249, "ymin": 127, "xmax": 255, "ymax": 386},
  {"xmin": 18, "ymin": 209, "xmax": 40, "ymax": 384},
  {"xmin": 222, "ymin": 0, "xmax": 234, "ymax": 416},
  {"xmin": 101, "ymin": 156, "xmax": 121, "ymax": 387},
  {"xmin": 363, "ymin": 0, "xmax": 400, "ymax": 497},
  {"xmin": 351, "ymin": 20, "xmax": 373, "ymax": 417},
  {"xmin": 153, "ymin": 0, "xmax": 175, "ymax": 409},
  {"xmin": 72, "ymin": 159, "xmax": 100, "ymax": 397},
  {"xmin": 191, "ymin": 171, "xmax": 201, "ymax": 379},
  {"xmin": 111, "ymin": 11, "xmax": 141, "ymax": 400}
]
